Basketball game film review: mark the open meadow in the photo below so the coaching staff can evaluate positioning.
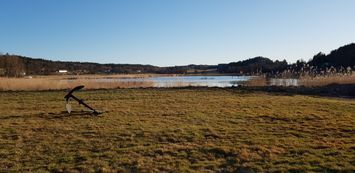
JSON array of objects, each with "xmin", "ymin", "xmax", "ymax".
[{"xmin": 0, "ymin": 88, "xmax": 354, "ymax": 172}]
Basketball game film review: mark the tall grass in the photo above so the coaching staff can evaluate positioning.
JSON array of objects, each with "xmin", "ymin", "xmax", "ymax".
[
  {"xmin": 0, "ymin": 77, "xmax": 154, "ymax": 91},
  {"xmin": 299, "ymin": 74, "xmax": 355, "ymax": 86},
  {"xmin": 244, "ymin": 76, "xmax": 268, "ymax": 86}
]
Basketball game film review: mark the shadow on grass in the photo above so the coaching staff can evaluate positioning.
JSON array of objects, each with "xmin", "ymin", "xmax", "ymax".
[
  {"xmin": 141, "ymin": 84, "xmax": 355, "ymax": 98},
  {"xmin": 236, "ymin": 83, "xmax": 355, "ymax": 99}
]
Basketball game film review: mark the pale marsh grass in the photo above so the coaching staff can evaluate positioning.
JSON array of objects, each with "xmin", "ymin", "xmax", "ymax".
[{"xmin": 0, "ymin": 77, "xmax": 154, "ymax": 91}]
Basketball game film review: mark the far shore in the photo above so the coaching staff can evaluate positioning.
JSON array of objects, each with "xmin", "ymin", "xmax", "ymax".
[{"xmin": 5, "ymin": 72, "xmax": 245, "ymax": 79}]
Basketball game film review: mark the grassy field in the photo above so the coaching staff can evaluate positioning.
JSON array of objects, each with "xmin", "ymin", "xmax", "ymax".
[{"xmin": 0, "ymin": 88, "xmax": 354, "ymax": 172}]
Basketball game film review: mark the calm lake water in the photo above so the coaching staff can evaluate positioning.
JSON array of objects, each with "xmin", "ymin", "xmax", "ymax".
[
  {"xmin": 66, "ymin": 75, "xmax": 300, "ymax": 87},
  {"xmin": 98, "ymin": 76, "xmax": 252, "ymax": 87}
]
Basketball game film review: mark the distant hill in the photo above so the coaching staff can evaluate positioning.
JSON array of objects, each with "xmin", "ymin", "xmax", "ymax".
[
  {"xmin": 0, "ymin": 55, "xmax": 216, "ymax": 77},
  {"xmin": 218, "ymin": 43, "xmax": 355, "ymax": 75},
  {"xmin": 217, "ymin": 57, "xmax": 288, "ymax": 74},
  {"xmin": 1, "ymin": 43, "xmax": 354, "ymax": 77},
  {"xmin": 309, "ymin": 43, "xmax": 355, "ymax": 68},
  {"xmin": 0, "ymin": 55, "xmax": 161, "ymax": 76}
]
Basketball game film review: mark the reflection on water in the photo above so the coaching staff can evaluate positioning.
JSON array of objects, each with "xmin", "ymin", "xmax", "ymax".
[
  {"xmin": 152, "ymin": 76, "xmax": 251, "ymax": 87},
  {"xmin": 64, "ymin": 75, "xmax": 300, "ymax": 88},
  {"xmin": 98, "ymin": 76, "xmax": 252, "ymax": 87}
]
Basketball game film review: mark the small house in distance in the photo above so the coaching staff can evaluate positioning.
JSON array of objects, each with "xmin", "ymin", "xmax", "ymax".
[{"xmin": 58, "ymin": 70, "xmax": 68, "ymax": 74}]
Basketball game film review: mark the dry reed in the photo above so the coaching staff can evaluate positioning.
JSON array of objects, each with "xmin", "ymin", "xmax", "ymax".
[
  {"xmin": 0, "ymin": 77, "xmax": 154, "ymax": 91},
  {"xmin": 299, "ymin": 74, "xmax": 355, "ymax": 86},
  {"xmin": 244, "ymin": 76, "xmax": 268, "ymax": 86}
]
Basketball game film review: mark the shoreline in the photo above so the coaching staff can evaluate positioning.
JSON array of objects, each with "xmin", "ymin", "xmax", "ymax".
[{"xmin": 0, "ymin": 83, "xmax": 354, "ymax": 99}]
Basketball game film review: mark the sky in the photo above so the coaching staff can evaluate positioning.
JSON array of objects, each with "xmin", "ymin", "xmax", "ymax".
[{"xmin": 0, "ymin": 0, "xmax": 355, "ymax": 66}]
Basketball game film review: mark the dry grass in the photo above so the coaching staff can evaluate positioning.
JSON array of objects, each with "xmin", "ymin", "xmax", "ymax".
[
  {"xmin": 0, "ymin": 77, "xmax": 154, "ymax": 91},
  {"xmin": 0, "ymin": 88, "xmax": 354, "ymax": 172},
  {"xmin": 300, "ymin": 74, "xmax": 355, "ymax": 86},
  {"xmin": 244, "ymin": 76, "xmax": 268, "ymax": 86},
  {"xmin": 32, "ymin": 73, "xmax": 175, "ymax": 79}
]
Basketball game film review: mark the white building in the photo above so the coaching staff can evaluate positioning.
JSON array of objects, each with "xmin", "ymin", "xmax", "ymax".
[{"xmin": 58, "ymin": 70, "xmax": 68, "ymax": 73}]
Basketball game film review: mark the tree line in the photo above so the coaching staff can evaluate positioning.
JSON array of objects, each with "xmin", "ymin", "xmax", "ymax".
[
  {"xmin": 0, "ymin": 54, "xmax": 215, "ymax": 77},
  {"xmin": 0, "ymin": 43, "xmax": 354, "ymax": 77},
  {"xmin": 217, "ymin": 43, "xmax": 355, "ymax": 77}
]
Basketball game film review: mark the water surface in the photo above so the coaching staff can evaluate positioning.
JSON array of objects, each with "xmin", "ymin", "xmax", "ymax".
[
  {"xmin": 99, "ymin": 75, "xmax": 252, "ymax": 87},
  {"xmin": 65, "ymin": 75, "xmax": 300, "ymax": 87}
]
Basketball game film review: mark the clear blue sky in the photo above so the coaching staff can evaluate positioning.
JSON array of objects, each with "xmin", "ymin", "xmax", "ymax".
[{"xmin": 1, "ymin": 0, "xmax": 355, "ymax": 66}]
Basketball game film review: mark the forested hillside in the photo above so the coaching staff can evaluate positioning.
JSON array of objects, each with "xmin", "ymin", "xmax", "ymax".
[
  {"xmin": 217, "ymin": 57, "xmax": 288, "ymax": 74},
  {"xmin": 309, "ymin": 43, "xmax": 355, "ymax": 67},
  {"xmin": 1, "ymin": 43, "xmax": 354, "ymax": 77},
  {"xmin": 0, "ymin": 55, "xmax": 216, "ymax": 77}
]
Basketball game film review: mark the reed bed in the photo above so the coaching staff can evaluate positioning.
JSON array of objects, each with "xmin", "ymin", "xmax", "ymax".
[
  {"xmin": 244, "ymin": 76, "xmax": 268, "ymax": 86},
  {"xmin": 299, "ymin": 74, "xmax": 355, "ymax": 86},
  {"xmin": 0, "ymin": 77, "xmax": 154, "ymax": 91},
  {"xmin": 32, "ymin": 73, "xmax": 173, "ymax": 79}
]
